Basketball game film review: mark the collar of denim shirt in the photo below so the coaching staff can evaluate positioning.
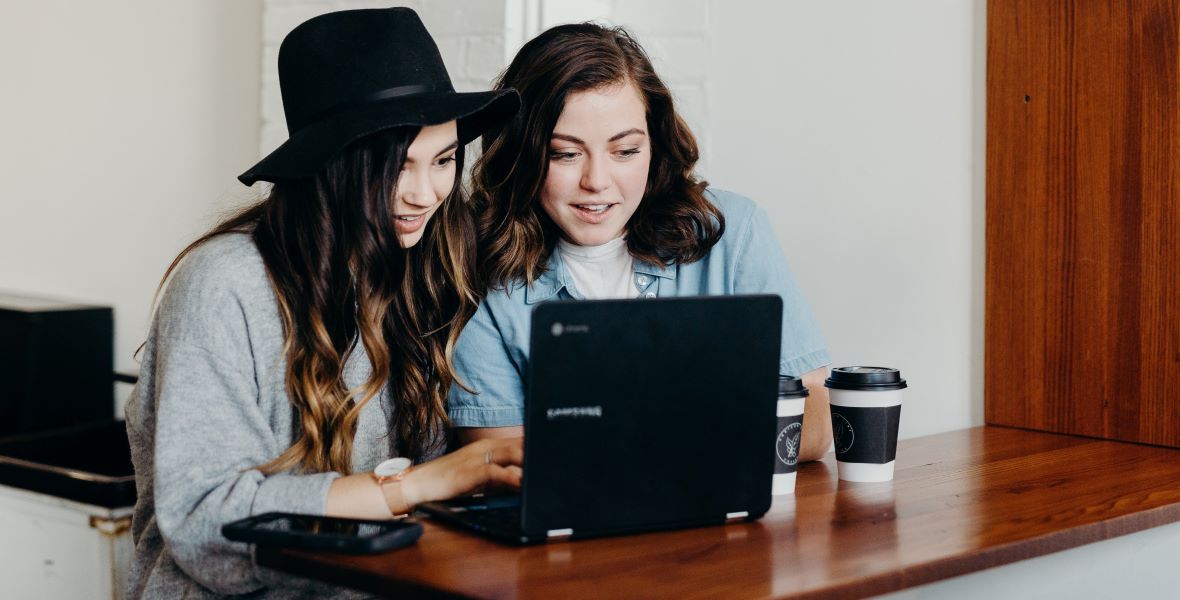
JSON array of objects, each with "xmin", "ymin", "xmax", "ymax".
[{"xmin": 523, "ymin": 246, "xmax": 678, "ymax": 305}]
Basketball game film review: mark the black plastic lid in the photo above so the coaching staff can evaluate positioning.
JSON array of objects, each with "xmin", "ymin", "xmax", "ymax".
[
  {"xmin": 777, "ymin": 375, "xmax": 810, "ymax": 398},
  {"xmin": 824, "ymin": 366, "xmax": 908, "ymax": 391}
]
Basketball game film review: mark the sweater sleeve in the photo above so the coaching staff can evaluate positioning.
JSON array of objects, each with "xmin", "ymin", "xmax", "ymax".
[{"xmin": 143, "ymin": 242, "xmax": 341, "ymax": 595}]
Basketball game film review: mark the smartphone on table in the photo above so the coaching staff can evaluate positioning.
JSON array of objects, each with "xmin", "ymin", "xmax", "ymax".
[{"xmin": 222, "ymin": 512, "xmax": 423, "ymax": 554}]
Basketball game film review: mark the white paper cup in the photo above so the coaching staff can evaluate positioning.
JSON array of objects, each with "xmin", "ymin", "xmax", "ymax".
[
  {"xmin": 773, "ymin": 376, "xmax": 808, "ymax": 495},
  {"xmin": 773, "ymin": 397, "xmax": 806, "ymax": 494},
  {"xmin": 825, "ymin": 367, "xmax": 906, "ymax": 483}
]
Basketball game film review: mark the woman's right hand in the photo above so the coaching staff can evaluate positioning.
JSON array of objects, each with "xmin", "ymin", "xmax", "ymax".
[{"xmin": 397, "ymin": 437, "xmax": 523, "ymax": 510}]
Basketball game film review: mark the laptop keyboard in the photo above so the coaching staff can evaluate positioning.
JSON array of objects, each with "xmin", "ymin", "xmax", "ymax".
[
  {"xmin": 425, "ymin": 495, "xmax": 525, "ymax": 540},
  {"xmin": 462, "ymin": 505, "xmax": 523, "ymax": 536}
]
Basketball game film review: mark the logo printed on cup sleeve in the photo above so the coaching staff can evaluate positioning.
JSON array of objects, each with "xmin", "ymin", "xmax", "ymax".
[
  {"xmin": 775, "ymin": 419, "xmax": 803, "ymax": 468},
  {"xmin": 832, "ymin": 412, "xmax": 855, "ymax": 454}
]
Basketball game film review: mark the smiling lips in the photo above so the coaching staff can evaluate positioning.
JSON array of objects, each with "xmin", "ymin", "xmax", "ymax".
[
  {"xmin": 394, "ymin": 212, "xmax": 428, "ymax": 234},
  {"xmin": 571, "ymin": 203, "xmax": 617, "ymax": 224}
]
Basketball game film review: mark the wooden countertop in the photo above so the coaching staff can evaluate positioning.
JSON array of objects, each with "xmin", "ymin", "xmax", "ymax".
[{"xmin": 258, "ymin": 426, "xmax": 1180, "ymax": 599}]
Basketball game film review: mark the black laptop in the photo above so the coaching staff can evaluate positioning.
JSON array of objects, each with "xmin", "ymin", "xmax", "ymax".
[{"xmin": 419, "ymin": 294, "xmax": 783, "ymax": 544}]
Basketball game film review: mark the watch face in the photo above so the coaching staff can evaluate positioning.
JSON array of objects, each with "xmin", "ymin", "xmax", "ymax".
[
  {"xmin": 775, "ymin": 422, "xmax": 802, "ymax": 466},
  {"xmin": 374, "ymin": 457, "xmax": 412, "ymax": 477}
]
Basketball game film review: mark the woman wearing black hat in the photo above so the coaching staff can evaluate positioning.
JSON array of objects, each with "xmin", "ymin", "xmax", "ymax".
[
  {"xmin": 124, "ymin": 8, "xmax": 520, "ymax": 598},
  {"xmin": 447, "ymin": 24, "xmax": 834, "ymax": 462}
]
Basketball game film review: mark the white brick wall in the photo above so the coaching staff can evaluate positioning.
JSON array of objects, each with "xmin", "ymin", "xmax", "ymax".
[
  {"xmin": 614, "ymin": 0, "xmax": 708, "ymax": 35},
  {"xmin": 538, "ymin": 0, "xmax": 613, "ymax": 29},
  {"xmin": 258, "ymin": 0, "xmax": 711, "ymax": 174}
]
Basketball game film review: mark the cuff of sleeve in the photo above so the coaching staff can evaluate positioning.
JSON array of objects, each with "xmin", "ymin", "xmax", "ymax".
[
  {"xmin": 449, "ymin": 406, "xmax": 524, "ymax": 428},
  {"xmin": 780, "ymin": 349, "xmax": 832, "ymax": 378},
  {"xmin": 251, "ymin": 471, "xmax": 341, "ymax": 517}
]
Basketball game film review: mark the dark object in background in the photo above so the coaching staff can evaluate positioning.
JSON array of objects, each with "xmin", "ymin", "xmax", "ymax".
[
  {"xmin": 0, "ymin": 420, "xmax": 135, "ymax": 507},
  {"xmin": 223, "ymin": 513, "xmax": 423, "ymax": 554},
  {"xmin": 0, "ymin": 292, "xmax": 114, "ymax": 436}
]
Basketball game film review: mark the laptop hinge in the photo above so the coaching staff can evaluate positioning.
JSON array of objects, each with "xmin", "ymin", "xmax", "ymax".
[
  {"xmin": 725, "ymin": 511, "xmax": 749, "ymax": 522},
  {"xmin": 547, "ymin": 528, "xmax": 574, "ymax": 540}
]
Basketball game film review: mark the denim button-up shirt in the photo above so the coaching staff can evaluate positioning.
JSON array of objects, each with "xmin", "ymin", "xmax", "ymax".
[{"xmin": 447, "ymin": 188, "xmax": 831, "ymax": 428}]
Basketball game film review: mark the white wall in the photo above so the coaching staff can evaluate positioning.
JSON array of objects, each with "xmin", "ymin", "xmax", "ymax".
[
  {"xmin": 701, "ymin": 1, "xmax": 986, "ymax": 439},
  {"xmin": 530, "ymin": 1, "xmax": 986, "ymax": 440},
  {"xmin": 0, "ymin": 1, "xmax": 263, "ymax": 415}
]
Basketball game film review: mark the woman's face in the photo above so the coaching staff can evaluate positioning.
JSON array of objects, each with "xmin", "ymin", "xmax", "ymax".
[
  {"xmin": 394, "ymin": 120, "xmax": 459, "ymax": 248},
  {"xmin": 541, "ymin": 81, "xmax": 651, "ymax": 246}
]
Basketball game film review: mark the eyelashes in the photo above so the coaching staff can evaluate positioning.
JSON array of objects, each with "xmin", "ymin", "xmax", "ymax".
[
  {"xmin": 549, "ymin": 151, "xmax": 580, "ymax": 162},
  {"xmin": 547, "ymin": 148, "xmax": 643, "ymax": 163}
]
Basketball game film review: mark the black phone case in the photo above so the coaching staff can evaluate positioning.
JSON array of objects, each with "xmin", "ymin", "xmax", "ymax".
[{"xmin": 222, "ymin": 512, "xmax": 423, "ymax": 554}]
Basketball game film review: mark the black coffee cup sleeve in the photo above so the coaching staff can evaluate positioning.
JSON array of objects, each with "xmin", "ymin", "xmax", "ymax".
[
  {"xmin": 774, "ymin": 414, "xmax": 805, "ymax": 474},
  {"xmin": 830, "ymin": 405, "xmax": 901, "ymax": 464}
]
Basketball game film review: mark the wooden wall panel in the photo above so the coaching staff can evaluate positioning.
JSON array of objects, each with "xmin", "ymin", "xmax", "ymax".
[{"xmin": 986, "ymin": 0, "xmax": 1180, "ymax": 446}]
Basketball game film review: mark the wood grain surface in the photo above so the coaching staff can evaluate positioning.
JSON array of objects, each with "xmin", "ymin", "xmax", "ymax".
[
  {"xmin": 258, "ymin": 427, "xmax": 1180, "ymax": 599},
  {"xmin": 985, "ymin": 1, "xmax": 1180, "ymax": 444}
]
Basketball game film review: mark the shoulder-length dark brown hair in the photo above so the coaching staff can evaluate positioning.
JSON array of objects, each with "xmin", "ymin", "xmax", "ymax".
[
  {"xmin": 473, "ymin": 23, "xmax": 723, "ymax": 288},
  {"xmin": 155, "ymin": 126, "xmax": 477, "ymax": 474}
]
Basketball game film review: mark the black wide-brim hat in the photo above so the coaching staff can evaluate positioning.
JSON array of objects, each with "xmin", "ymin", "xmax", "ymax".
[{"xmin": 238, "ymin": 7, "xmax": 519, "ymax": 186}]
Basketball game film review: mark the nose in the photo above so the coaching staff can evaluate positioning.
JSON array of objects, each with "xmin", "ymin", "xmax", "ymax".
[
  {"xmin": 580, "ymin": 154, "xmax": 612, "ymax": 194},
  {"xmin": 396, "ymin": 167, "xmax": 436, "ymax": 210}
]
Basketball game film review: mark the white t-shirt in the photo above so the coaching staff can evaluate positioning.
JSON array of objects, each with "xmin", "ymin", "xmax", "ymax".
[{"xmin": 556, "ymin": 236, "xmax": 639, "ymax": 299}]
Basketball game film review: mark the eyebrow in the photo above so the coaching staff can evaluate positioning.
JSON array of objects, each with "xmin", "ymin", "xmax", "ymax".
[
  {"xmin": 551, "ymin": 128, "xmax": 647, "ymax": 145},
  {"xmin": 405, "ymin": 140, "xmax": 459, "ymax": 163}
]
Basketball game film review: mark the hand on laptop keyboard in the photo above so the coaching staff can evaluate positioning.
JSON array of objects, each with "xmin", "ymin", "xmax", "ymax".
[{"xmin": 401, "ymin": 437, "xmax": 523, "ymax": 508}]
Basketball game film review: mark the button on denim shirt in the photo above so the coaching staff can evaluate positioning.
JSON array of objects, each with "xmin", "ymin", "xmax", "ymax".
[{"xmin": 447, "ymin": 188, "xmax": 831, "ymax": 428}]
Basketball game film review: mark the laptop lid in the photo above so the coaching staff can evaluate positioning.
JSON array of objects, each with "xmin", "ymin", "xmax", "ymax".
[{"xmin": 520, "ymin": 294, "xmax": 783, "ymax": 540}]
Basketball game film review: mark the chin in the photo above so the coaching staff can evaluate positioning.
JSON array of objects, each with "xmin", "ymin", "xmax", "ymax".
[
  {"xmin": 397, "ymin": 232, "xmax": 425, "ymax": 249},
  {"xmin": 567, "ymin": 228, "xmax": 620, "ymax": 247}
]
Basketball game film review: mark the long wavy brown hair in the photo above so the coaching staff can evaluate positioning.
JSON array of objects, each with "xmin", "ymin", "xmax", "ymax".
[
  {"xmin": 155, "ymin": 126, "xmax": 477, "ymax": 474},
  {"xmin": 473, "ymin": 23, "xmax": 724, "ymax": 288}
]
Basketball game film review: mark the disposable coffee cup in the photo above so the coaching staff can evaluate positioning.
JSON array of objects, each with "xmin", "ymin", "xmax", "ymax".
[
  {"xmin": 825, "ymin": 367, "xmax": 907, "ymax": 482},
  {"xmin": 773, "ymin": 375, "xmax": 808, "ymax": 495}
]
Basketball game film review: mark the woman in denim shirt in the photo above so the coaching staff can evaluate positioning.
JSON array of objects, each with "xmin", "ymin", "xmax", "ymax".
[{"xmin": 449, "ymin": 23, "xmax": 834, "ymax": 462}]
